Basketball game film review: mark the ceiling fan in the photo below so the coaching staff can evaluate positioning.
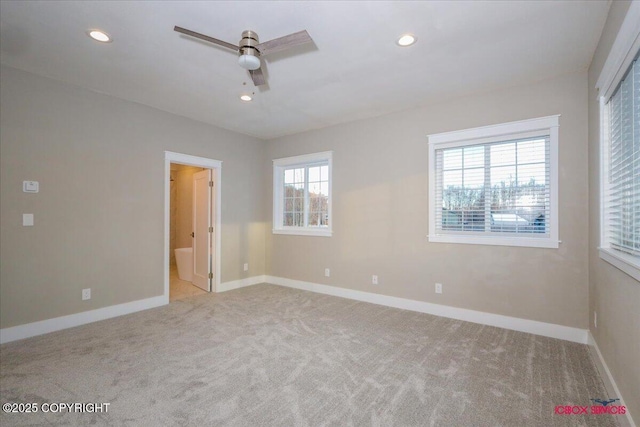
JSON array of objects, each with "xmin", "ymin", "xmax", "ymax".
[{"xmin": 174, "ymin": 26, "xmax": 313, "ymax": 86}]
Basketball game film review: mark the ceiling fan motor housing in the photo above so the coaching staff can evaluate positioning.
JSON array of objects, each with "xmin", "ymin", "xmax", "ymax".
[{"xmin": 238, "ymin": 30, "xmax": 261, "ymax": 70}]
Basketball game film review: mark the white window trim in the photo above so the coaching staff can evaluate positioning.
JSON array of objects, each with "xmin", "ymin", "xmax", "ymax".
[
  {"xmin": 596, "ymin": 1, "xmax": 640, "ymax": 281},
  {"xmin": 273, "ymin": 151, "xmax": 333, "ymax": 237},
  {"xmin": 595, "ymin": 1, "xmax": 640, "ymax": 102},
  {"xmin": 598, "ymin": 247, "xmax": 640, "ymax": 282},
  {"xmin": 427, "ymin": 115, "xmax": 560, "ymax": 249}
]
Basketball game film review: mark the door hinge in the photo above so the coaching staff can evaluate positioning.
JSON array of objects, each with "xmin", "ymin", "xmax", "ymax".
[
  {"xmin": 209, "ymin": 181, "xmax": 214, "ymax": 187},
  {"xmin": 209, "ymin": 226, "xmax": 213, "ymax": 233},
  {"xmin": 208, "ymin": 273, "xmax": 213, "ymax": 279}
]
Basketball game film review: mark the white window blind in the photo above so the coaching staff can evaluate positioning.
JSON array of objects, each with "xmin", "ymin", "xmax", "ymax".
[
  {"xmin": 428, "ymin": 115, "xmax": 559, "ymax": 248},
  {"xmin": 603, "ymin": 55, "xmax": 640, "ymax": 258},
  {"xmin": 282, "ymin": 162, "xmax": 330, "ymax": 228},
  {"xmin": 435, "ymin": 135, "xmax": 550, "ymax": 236},
  {"xmin": 273, "ymin": 151, "xmax": 333, "ymax": 237}
]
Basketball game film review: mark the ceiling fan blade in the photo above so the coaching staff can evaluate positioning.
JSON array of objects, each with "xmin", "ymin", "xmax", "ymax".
[
  {"xmin": 174, "ymin": 26, "xmax": 238, "ymax": 52},
  {"xmin": 255, "ymin": 30, "xmax": 312, "ymax": 56},
  {"xmin": 250, "ymin": 68, "xmax": 266, "ymax": 86}
]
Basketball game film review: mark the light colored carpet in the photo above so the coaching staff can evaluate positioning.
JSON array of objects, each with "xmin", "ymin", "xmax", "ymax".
[{"xmin": 0, "ymin": 284, "xmax": 618, "ymax": 426}]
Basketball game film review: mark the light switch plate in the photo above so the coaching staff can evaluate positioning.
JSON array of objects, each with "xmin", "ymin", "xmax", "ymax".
[
  {"xmin": 23, "ymin": 214, "xmax": 34, "ymax": 226},
  {"xmin": 23, "ymin": 181, "xmax": 39, "ymax": 193}
]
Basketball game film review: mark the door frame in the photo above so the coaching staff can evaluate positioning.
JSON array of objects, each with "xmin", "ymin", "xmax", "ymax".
[{"xmin": 164, "ymin": 151, "xmax": 222, "ymax": 302}]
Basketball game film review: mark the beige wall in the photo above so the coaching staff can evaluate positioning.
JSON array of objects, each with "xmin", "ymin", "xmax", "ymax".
[
  {"xmin": 0, "ymin": 65, "xmax": 266, "ymax": 329},
  {"xmin": 169, "ymin": 165, "xmax": 202, "ymax": 265},
  {"xmin": 587, "ymin": 0, "xmax": 640, "ymax": 422},
  {"xmin": 265, "ymin": 71, "xmax": 590, "ymax": 329},
  {"xmin": 173, "ymin": 166, "xmax": 202, "ymax": 251}
]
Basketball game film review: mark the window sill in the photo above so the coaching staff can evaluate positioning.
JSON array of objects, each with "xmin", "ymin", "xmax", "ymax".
[
  {"xmin": 598, "ymin": 248, "xmax": 640, "ymax": 282},
  {"xmin": 428, "ymin": 233, "xmax": 559, "ymax": 249},
  {"xmin": 273, "ymin": 228, "xmax": 332, "ymax": 237}
]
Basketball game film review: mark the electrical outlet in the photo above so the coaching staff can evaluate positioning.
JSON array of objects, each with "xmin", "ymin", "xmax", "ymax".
[
  {"xmin": 243, "ymin": 263, "xmax": 249, "ymax": 272},
  {"xmin": 372, "ymin": 275, "xmax": 378, "ymax": 285},
  {"xmin": 435, "ymin": 283, "xmax": 443, "ymax": 294},
  {"xmin": 594, "ymin": 311, "xmax": 597, "ymax": 328},
  {"xmin": 82, "ymin": 288, "xmax": 91, "ymax": 301},
  {"xmin": 325, "ymin": 268, "xmax": 330, "ymax": 277}
]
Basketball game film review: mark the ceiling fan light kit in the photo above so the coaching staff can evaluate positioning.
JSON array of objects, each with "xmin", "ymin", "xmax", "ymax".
[
  {"xmin": 174, "ymin": 25, "xmax": 313, "ymax": 86},
  {"xmin": 238, "ymin": 54, "xmax": 260, "ymax": 70}
]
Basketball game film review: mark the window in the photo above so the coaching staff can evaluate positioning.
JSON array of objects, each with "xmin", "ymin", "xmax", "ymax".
[
  {"xmin": 597, "ymin": 6, "xmax": 640, "ymax": 281},
  {"xmin": 428, "ymin": 116, "xmax": 559, "ymax": 248},
  {"xmin": 273, "ymin": 151, "xmax": 332, "ymax": 237}
]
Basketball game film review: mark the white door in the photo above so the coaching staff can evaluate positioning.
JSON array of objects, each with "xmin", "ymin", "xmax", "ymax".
[{"xmin": 192, "ymin": 169, "xmax": 213, "ymax": 291}]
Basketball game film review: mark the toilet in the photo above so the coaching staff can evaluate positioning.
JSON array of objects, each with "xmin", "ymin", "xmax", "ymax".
[{"xmin": 174, "ymin": 247, "xmax": 193, "ymax": 282}]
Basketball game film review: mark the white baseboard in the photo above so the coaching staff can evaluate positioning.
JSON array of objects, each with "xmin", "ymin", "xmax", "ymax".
[
  {"xmin": 217, "ymin": 275, "xmax": 266, "ymax": 292},
  {"xmin": 0, "ymin": 275, "xmax": 264, "ymax": 345},
  {"xmin": 0, "ymin": 275, "xmax": 588, "ymax": 348},
  {"xmin": 588, "ymin": 332, "xmax": 636, "ymax": 427},
  {"xmin": 0, "ymin": 294, "xmax": 168, "ymax": 344},
  {"xmin": 264, "ymin": 276, "xmax": 589, "ymax": 344}
]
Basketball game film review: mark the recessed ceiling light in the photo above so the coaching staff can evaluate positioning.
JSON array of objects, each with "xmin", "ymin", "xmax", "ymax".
[
  {"xmin": 87, "ymin": 30, "xmax": 112, "ymax": 43},
  {"xmin": 397, "ymin": 34, "xmax": 416, "ymax": 47},
  {"xmin": 240, "ymin": 95, "xmax": 252, "ymax": 102}
]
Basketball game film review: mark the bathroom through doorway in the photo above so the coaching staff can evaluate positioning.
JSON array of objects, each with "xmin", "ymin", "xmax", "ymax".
[{"xmin": 164, "ymin": 152, "xmax": 221, "ymax": 303}]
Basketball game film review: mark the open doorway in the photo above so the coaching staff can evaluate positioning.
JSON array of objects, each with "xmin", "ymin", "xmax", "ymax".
[
  {"xmin": 169, "ymin": 164, "xmax": 208, "ymax": 301},
  {"xmin": 164, "ymin": 152, "xmax": 222, "ymax": 303}
]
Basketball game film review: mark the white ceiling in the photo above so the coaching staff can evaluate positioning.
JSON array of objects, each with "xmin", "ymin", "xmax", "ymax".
[{"xmin": 0, "ymin": 1, "xmax": 611, "ymax": 140}]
